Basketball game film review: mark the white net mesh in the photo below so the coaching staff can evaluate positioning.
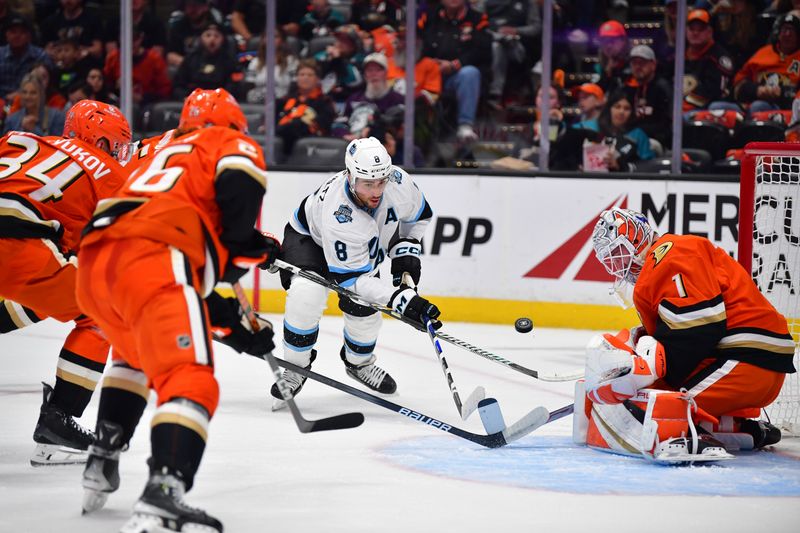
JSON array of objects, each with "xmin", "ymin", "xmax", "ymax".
[{"xmin": 752, "ymin": 155, "xmax": 800, "ymax": 435}]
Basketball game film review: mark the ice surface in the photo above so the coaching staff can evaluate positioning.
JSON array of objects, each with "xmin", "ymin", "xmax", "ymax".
[{"xmin": 1, "ymin": 317, "xmax": 799, "ymax": 532}]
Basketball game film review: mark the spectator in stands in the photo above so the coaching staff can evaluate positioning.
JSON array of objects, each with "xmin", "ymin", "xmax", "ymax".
[
  {"xmin": 314, "ymin": 24, "xmax": 365, "ymax": 104},
  {"xmin": 53, "ymin": 36, "xmax": 100, "ymax": 95},
  {"xmin": 245, "ymin": 29, "xmax": 298, "ymax": 103},
  {"xmin": 275, "ymin": 58, "xmax": 336, "ymax": 156},
  {"xmin": 371, "ymin": 104, "xmax": 425, "ymax": 167},
  {"xmin": 486, "ymin": 0, "xmax": 542, "ymax": 107},
  {"xmin": 384, "ymin": 27, "xmax": 441, "ymax": 155},
  {"xmin": 556, "ymin": 90, "xmax": 654, "ymax": 172},
  {"xmin": 2, "ymin": 72, "xmax": 65, "ymax": 135},
  {"xmin": 63, "ymin": 79, "xmax": 89, "ymax": 109},
  {"xmin": 40, "ymin": 0, "xmax": 103, "ymax": 59},
  {"xmin": 299, "ymin": 0, "xmax": 347, "ymax": 42},
  {"xmin": 172, "ymin": 21, "xmax": 242, "ymax": 100},
  {"xmin": 653, "ymin": 0, "xmax": 677, "ymax": 78},
  {"xmin": 623, "ymin": 44, "xmax": 672, "ymax": 149},
  {"xmin": 106, "ymin": 0, "xmax": 167, "ymax": 58},
  {"xmin": 0, "ymin": 0, "xmax": 12, "ymax": 47},
  {"xmin": 4, "ymin": 60, "xmax": 66, "ymax": 115},
  {"xmin": 712, "ymin": 0, "xmax": 765, "ymax": 72},
  {"xmin": 104, "ymin": 29, "xmax": 171, "ymax": 105},
  {"xmin": 332, "ymin": 52, "xmax": 404, "ymax": 141},
  {"xmin": 573, "ymin": 83, "xmax": 604, "ymax": 124},
  {"xmin": 231, "ymin": 0, "xmax": 308, "ymax": 49},
  {"xmin": 684, "ymin": 9, "xmax": 736, "ymax": 114},
  {"xmin": 351, "ymin": 0, "xmax": 405, "ymax": 32},
  {"xmin": 0, "ymin": 14, "xmax": 50, "ymax": 100},
  {"xmin": 734, "ymin": 13, "xmax": 800, "ymax": 114},
  {"xmin": 166, "ymin": 0, "xmax": 227, "ymax": 69},
  {"xmin": 531, "ymin": 82, "xmax": 567, "ymax": 146},
  {"xmin": 418, "ymin": 0, "xmax": 492, "ymax": 143},
  {"xmin": 85, "ymin": 67, "xmax": 118, "ymax": 105},
  {"xmin": 595, "ymin": 19, "xmax": 630, "ymax": 94}
]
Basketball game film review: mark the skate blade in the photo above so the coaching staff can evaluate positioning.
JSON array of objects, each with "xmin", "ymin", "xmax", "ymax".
[
  {"xmin": 120, "ymin": 512, "xmax": 221, "ymax": 533},
  {"xmin": 271, "ymin": 398, "xmax": 287, "ymax": 411},
  {"xmin": 30, "ymin": 443, "xmax": 87, "ymax": 466},
  {"xmin": 652, "ymin": 448, "xmax": 735, "ymax": 464},
  {"xmin": 82, "ymin": 488, "xmax": 110, "ymax": 514}
]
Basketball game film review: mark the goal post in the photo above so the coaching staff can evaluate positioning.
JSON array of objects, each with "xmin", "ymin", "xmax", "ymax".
[{"xmin": 739, "ymin": 142, "xmax": 800, "ymax": 435}]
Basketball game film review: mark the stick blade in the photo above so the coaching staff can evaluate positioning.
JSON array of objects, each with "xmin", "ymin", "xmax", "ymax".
[
  {"xmin": 478, "ymin": 397, "xmax": 506, "ymax": 434},
  {"xmin": 300, "ymin": 412, "xmax": 365, "ymax": 433},
  {"xmin": 502, "ymin": 406, "xmax": 549, "ymax": 443},
  {"xmin": 460, "ymin": 386, "xmax": 486, "ymax": 420}
]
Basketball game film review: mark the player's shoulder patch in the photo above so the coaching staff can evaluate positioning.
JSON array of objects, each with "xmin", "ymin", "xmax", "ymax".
[
  {"xmin": 650, "ymin": 241, "xmax": 673, "ymax": 266},
  {"xmin": 390, "ymin": 168, "xmax": 403, "ymax": 184},
  {"xmin": 334, "ymin": 204, "xmax": 353, "ymax": 224}
]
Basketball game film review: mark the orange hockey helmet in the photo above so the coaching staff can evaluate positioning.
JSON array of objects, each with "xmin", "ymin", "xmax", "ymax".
[
  {"xmin": 179, "ymin": 88, "xmax": 248, "ymax": 133},
  {"xmin": 64, "ymin": 100, "xmax": 132, "ymax": 162}
]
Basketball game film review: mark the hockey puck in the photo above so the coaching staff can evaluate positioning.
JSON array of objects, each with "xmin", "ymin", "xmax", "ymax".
[{"xmin": 514, "ymin": 317, "xmax": 533, "ymax": 334}]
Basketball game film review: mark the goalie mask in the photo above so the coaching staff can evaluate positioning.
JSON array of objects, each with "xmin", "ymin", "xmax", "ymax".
[
  {"xmin": 64, "ymin": 100, "xmax": 132, "ymax": 162},
  {"xmin": 592, "ymin": 208, "xmax": 655, "ymax": 303},
  {"xmin": 344, "ymin": 136, "xmax": 392, "ymax": 192},
  {"xmin": 179, "ymin": 88, "xmax": 248, "ymax": 133}
]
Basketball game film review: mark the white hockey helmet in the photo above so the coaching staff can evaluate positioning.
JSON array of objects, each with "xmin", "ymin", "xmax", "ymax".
[
  {"xmin": 592, "ymin": 208, "xmax": 655, "ymax": 286},
  {"xmin": 345, "ymin": 136, "xmax": 392, "ymax": 190}
]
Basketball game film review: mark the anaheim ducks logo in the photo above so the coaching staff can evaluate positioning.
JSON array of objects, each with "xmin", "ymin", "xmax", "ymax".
[{"xmin": 651, "ymin": 241, "xmax": 673, "ymax": 266}]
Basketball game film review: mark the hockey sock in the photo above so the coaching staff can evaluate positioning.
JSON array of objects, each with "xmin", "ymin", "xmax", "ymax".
[
  {"xmin": 97, "ymin": 364, "xmax": 150, "ymax": 445},
  {"xmin": 51, "ymin": 349, "xmax": 106, "ymax": 417},
  {"xmin": 0, "ymin": 299, "xmax": 41, "ymax": 332},
  {"xmin": 150, "ymin": 398, "xmax": 209, "ymax": 491}
]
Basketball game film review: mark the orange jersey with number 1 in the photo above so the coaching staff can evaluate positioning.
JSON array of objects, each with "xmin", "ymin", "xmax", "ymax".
[
  {"xmin": 0, "ymin": 132, "xmax": 126, "ymax": 251},
  {"xmin": 633, "ymin": 233, "xmax": 795, "ymax": 388}
]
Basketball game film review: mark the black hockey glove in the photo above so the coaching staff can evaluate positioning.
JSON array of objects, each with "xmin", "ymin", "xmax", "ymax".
[
  {"xmin": 208, "ymin": 294, "xmax": 276, "ymax": 356},
  {"xmin": 222, "ymin": 230, "xmax": 282, "ymax": 283},
  {"xmin": 388, "ymin": 238, "xmax": 422, "ymax": 287},
  {"xmin": 390, "ymin": 286, "xmax": 442, "ymax": 329}
]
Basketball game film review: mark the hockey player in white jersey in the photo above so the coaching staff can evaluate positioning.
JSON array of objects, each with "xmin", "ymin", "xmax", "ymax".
[{"xmin": 272, "ymin": 137, "xmax": 440, "ymax": 404}]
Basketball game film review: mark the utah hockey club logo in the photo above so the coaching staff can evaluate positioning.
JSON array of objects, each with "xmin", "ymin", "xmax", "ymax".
[{"xmin": 523, "ymin": 195, "xmax": 627, "ymax": 281}]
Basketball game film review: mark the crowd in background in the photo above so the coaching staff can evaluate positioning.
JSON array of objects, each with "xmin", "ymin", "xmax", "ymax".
[{"xmin": 1, "ymin": 0, "xmax": 799, "ymax": 171}]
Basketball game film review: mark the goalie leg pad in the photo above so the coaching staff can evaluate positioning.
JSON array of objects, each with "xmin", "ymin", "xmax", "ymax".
[{"xmin": 342, "ymin": 312, "xmax": 382, "ymax": 365}]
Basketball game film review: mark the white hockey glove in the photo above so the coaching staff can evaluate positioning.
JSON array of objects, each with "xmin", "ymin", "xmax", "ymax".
[{"xmin": 584, "ymin": 332, "xmax": 666, "ymax": 405}]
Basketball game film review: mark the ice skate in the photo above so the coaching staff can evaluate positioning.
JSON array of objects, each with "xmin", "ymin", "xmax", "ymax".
[
  {"xmin": 82, "ymin": 420, "xmax": 124, "ymax": 514},
  {"xmin": 270, "ymin": 350, "xmax": 316, "ymax": 411},
  {"xmin": 31, "ymin": 382, "xmax": 93, "ymax": 466},
  {"xmin": 652, "ymin": 435, "xmax": 734, "ymax": 464},
  {"xmin": 340, "ymin": 348, "xmax": 397, "ymax": 394},
  {"xmin": 119, "ymin": 467, "xmax": 222, "ymax": 533}
]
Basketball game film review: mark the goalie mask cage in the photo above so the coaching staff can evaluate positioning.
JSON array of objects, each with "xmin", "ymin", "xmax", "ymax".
[{"xmin": 739, "ymin": 142, "xmax": 800, "ymax": 436}]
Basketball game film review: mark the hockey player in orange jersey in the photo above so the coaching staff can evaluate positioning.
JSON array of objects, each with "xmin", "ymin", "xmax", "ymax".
[
  {"xmin": 573, "ymin": 207, "xmax": 795, "ymax": 463},
  {"xmin": 0, "ymin": 100, "xmax": 131, "ymax": 466},
  {"xmin": 76, "ymin": 88, "xmax": 279, "ymax": 533}
]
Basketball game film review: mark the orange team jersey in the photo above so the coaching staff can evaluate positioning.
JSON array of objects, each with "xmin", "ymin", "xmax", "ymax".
[
  {"xmin": 82, "ymin": 126, "xmax": 267, "ymax": 294},
  {"xmin": 0, "ymin": 131, "xmax": 126, "ymax": 251},
  {"xmin": 124, "ymin": 129, "xmax": 177, "ymax": 172},
  {"xmin": 633, "ymin": 233, "xmax": 796, "ymax": 388},
  {"xmin": 733, "ymin": 44, "xmax": 800, "ymax": 90}
]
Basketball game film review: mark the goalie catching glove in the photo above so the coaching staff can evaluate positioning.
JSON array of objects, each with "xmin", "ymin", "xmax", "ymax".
[
  {"xmin": 389, "ymin": 286, "xmax": 441, "ymax": 329},
  {"xmin": 584, "ymin": 331, "xmax": 666, "ymax": 405},
  {"xmin": 388, "ymin": 238, "xmax": 422, "ymax": 286},
  {"xmin": 223, "ymin": 230, "xmax": 281, "ymax": 283},
  {"xmin": 207, "ymin": 293, "xmax": 275, "ymax": 356}
]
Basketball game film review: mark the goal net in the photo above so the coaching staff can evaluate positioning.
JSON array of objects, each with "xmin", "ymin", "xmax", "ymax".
[{"xmin": 739, "ymin": 142, "xmax": 800, "ymax": 436}]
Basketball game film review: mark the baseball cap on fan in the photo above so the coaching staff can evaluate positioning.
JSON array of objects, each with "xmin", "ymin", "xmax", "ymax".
[
  {"xmin": 577, "ymin": 83, "xmax": 604, "ymax": 100},
  {"xmin": 363, "ymin": 53, "xmax": 388, "ymax": 70},
  {"xmin": 598, "ymin": 20, "xmax": 626, "ymax": 39},
  {"xmin": 687, "ymin": 9, "xmax": 711, "ymax": 25},
  {"xmin": 629, "ymin": 44, "xmax": 656, "ymax": 62}
]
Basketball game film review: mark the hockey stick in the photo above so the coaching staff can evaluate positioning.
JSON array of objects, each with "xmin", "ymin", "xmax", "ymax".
[
  {"xmin": 273, "ymin": 259, "xmax": 582, "ymax": 382},
  {"xmin": 401, "ymin": 271, "xmax": 486, "ymax": 421},
  {"xmin": 231, "ymin": 282, "xmax": 365, "ymax": 432},
  {"xmin": 273, "ymin": 355, "xmax": 551, "ymax": 448},
  {"xmin": 423, "ymin": 315, "xmax": 485, "ymax": 421}
]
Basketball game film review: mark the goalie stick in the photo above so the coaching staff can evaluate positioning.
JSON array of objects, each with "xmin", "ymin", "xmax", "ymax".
[
  {"xmin": 273, "ymin": 355, "xmax": 551, "ymax": 448},
  {"xmin": 273, "ymin": 259, "xmax": 583, "ymax": 382},
  {"xmin": 232, "ymin": 282, "xmax": 365, "ymax": 433}
]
